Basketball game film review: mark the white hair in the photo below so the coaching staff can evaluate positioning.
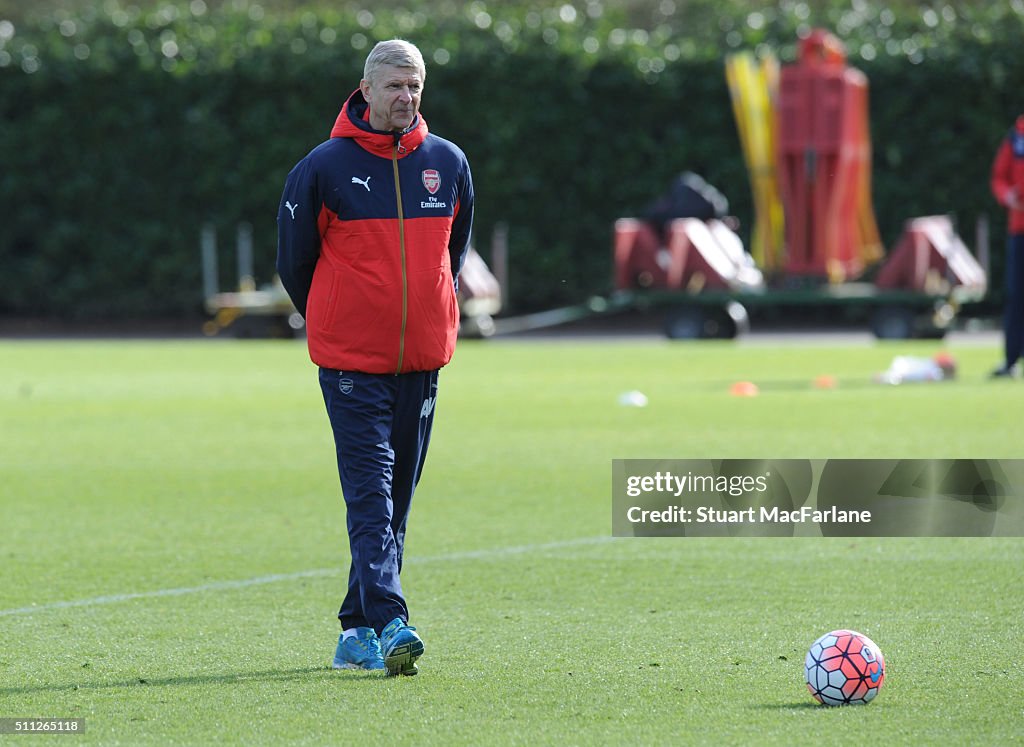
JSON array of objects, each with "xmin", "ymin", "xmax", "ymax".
[{"xmin": 363, "ymin": 39, "xmax": 426, "ymax": 86}]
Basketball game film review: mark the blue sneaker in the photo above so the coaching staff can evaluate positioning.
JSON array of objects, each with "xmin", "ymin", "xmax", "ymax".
[
  {"xmin": 332, "ymin": 628, "xmax": 385, "ymax": 671},
  {"xmin": 990, "ymin": 363, "xmax": 1021, "ymax": 379},
  {"xmin": 379, "ymin": 617, "xmax": 424, "ymax": 676}
]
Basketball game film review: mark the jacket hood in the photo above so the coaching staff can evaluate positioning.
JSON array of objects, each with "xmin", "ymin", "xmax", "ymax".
[{"xmin": 330, "ymin": 88, "xmax": 428, "ymax": 158}]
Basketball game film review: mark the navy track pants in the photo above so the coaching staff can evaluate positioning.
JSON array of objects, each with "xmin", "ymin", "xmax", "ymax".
[
  {"xmin": 1003, "ymin": 234, "xmax": 1024, "ymax": 368},
  {"xmin": 319, "ymin": 367, "xmax": 438, "ymax": 634}
]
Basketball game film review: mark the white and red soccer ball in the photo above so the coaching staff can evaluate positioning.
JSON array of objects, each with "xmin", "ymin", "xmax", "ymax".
[{"xmin": 805, "ymin": 629, "xmax": 885, "ymax": 706}]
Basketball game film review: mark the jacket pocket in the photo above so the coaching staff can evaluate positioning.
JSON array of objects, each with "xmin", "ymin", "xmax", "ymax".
[{"xmin": 320, "ymin": 270, "xmax": 341, "ymax": 331}]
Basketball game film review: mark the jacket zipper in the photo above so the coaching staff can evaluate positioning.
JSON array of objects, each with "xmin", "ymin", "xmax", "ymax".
[{"xmin": 392, "ymin": 142, "xmax": 408, "ymax": 374}]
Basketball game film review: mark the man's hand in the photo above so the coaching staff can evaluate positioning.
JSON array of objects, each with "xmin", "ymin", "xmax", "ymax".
[{"xmin": 1007, "ymin": 187, "xmax": 1023, "ymax": 211}]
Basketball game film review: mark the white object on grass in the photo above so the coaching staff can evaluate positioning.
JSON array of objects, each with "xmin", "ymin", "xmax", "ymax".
[{"xmin": 617, "ymin": 390, "xmax": 649, "ymax": 407}]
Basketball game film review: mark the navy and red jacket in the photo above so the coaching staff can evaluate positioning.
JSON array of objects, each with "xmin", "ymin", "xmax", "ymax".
[
  {"xmin": 991, "ymin": 115, "xmax": 1024, "ymax": 235},
  {"xmin": 277, "ymin": 89, "xmax": 474, "ymax": 374}
]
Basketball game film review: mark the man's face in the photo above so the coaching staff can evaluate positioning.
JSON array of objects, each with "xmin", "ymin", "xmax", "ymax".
[{"xmin": 360, "ymin": 65, "xmax": 423, "ymax": 133}]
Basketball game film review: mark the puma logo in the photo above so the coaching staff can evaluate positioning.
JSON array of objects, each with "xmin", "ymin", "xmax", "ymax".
[
  {"xmin": 284, "ymin": 201, "xmax": 298, "ymax": 219},
  {"xmin": 351, "ymin": 176, "xmax": 371, "ymax": 192}
]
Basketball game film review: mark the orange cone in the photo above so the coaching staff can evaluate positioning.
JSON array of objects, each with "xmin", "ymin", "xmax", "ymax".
[
  {"xmin": 729, "ymin": 381, "xmax": 759, "ymax": 397},
  {"xmin": 812, "ymin": 375, "xmax": 838, "ymax": 389}
]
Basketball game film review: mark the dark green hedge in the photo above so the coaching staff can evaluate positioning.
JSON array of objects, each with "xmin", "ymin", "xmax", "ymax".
[{"xmin": 1, "ymin": 1, "xmax": 1023, "ymax": 318}]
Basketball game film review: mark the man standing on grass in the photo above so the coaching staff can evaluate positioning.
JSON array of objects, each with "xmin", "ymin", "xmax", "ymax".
[
  {"xmin": 990, "ymin": 113, "xmax": 1024, "ymax": 378},
  {"xmin": 276, "ymin": 39, "xmax": 474, "ymax": 675}
]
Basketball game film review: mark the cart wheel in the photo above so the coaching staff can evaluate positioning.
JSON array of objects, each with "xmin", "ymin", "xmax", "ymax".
[
  {"xmin": 459, "ymin": 313, "xmax": 495, "ymax": 339},
  {"xmin": 870, "ymin": 306, "xmax": 915, "ymax": 340},
  {"xmin": 664, "ymin": 306, "xmax": 706, "ymax": 339},
  {"xmin": 665, "ymin": 302, "xmax": 748, "ymax": 340},
  {"xmin": 720, "ymin": 301, "xmax": 750, "ymax": 339}
]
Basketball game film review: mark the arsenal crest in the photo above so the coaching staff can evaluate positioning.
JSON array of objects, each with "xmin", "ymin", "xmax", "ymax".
[{"xmin": 421, "ymin": 169, "xmax": 441, "ymax": 195}]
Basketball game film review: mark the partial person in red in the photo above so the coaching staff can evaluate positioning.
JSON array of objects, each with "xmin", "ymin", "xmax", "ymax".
[
  {"xmin": 276, "ymin": 39, "xmax": 474, "ymax": 675},
  {"xmin": 990, "ymin": 114, "xmax": 1024, "ymax": 378}
]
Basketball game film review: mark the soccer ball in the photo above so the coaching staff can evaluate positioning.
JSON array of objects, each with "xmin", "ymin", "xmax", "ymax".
[{"xmin": 805, "ymin": 629, "xmax": 885, "ymax": 706}]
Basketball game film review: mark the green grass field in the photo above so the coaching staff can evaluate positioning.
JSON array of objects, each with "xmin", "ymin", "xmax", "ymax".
[{"xmin": 1, "ymin": 336, "xmax": 1022, "ymax": 745}]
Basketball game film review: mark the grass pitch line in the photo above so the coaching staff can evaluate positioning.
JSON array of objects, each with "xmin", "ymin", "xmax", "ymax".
[
  {"xmin": 412, "ymin": 535, "xmax": 617, "ymax": 564},
  {"xmin": 0, "ymin": 536, "xmax": 617, "ymax": 618},
  {"xmin": 0, "ymin": 569, "xmax": 337, "ymax": 618}
]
